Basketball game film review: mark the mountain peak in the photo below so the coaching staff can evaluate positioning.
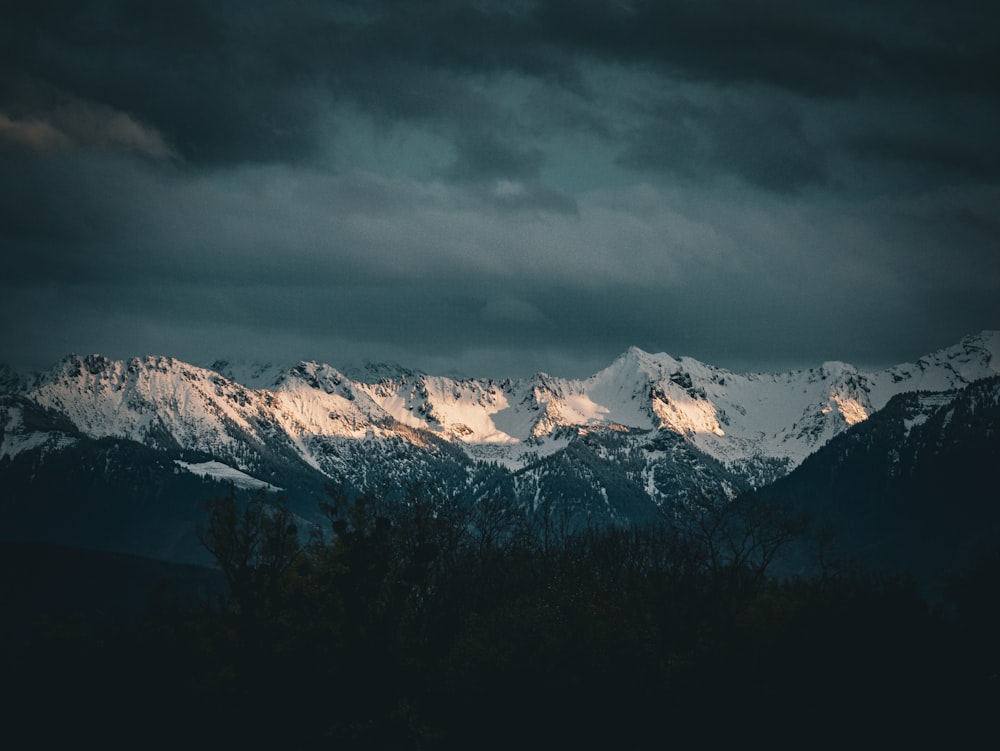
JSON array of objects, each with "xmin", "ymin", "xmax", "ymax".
[
  {"xmin": 963, "ymin": 329, "xmax": 1000, "ymax": 359},
  {"xmin": 817, "ymin": 360, "xmax": 858, "ymax": 378},
  {"xmin": 607, "ymin": 345, "xmax": 674, "ymax": 374},
  {"xmin": 277, "ymin": 361, "xmax": 352, "ymax": 394}
]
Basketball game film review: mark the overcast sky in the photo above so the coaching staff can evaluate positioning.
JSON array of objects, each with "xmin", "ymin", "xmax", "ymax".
[{"xmin": 2, "ymin": 1, "xmax": 998, "ymax": 378}]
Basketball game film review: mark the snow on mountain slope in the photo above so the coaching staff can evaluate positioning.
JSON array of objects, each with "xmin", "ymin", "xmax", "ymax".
[
  {"xmin": 174, "ymin": 460, "xmax": 281, "ymax": 491},
  {"xmin": 23, "ymin": 355, "xmax": 414, "ymax": 475},
  {"xmin": 344, "ymin": 331, "xmax": 997, "ymax": 480},
  {"xmin": 0, "ymin": 398, "xmax": 78, "ymax": 460},
  {"xmin": 574, "ymin": 331, "xmax": 999, "ymax": 474},
  {"xmin": 270, "ymin": 361, "xmax": 390, "ymax": 439},
  {"xmin": 358, "ymin": 373, "xmax": 521, "ymax": 443},
  {"xmin": 27, "ymin": 355, "xmax": 281, "ymax": 463},
  {"xmin": 869, "ymin": 330, "xmax": 1000, "ymax": 403},
  {"xmin": 7, "ymin": 331, "xmax": 998, "ymax": 492}
]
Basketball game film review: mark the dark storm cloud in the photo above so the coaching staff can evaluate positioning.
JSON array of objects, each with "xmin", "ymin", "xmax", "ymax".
[
  {"xmin": 539, "ymin": 0, "xmax": 1000, "ymax": 97},
  {"xmin": 2, "ymin": 1, "xmax": 999, "ymax": 377},
  {"xmin": 852, "ymin": 130, "xmax": 1000, "ymax": 183},
  {"xmin": 5, "ymin": 1, "xmax": 998, "ymax": 182},
  {"xmin": 616, "ymin": 87, "xmax": 830, "ymax": 193},
  {"xmin": 447, "ymin": 130, "xmax": 543, "ymax": 182},
  {"xmin": 2, "ymin": 1, "xmax": 319, "ymax": 164}
]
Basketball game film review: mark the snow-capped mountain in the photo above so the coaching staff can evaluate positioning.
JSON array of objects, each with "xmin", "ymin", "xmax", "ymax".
[
  {"xmin": 4, "ymin": 331, "xmax": 999, "ymax": 488},
  {"xmin": 1, "ymin": 331, "xmax": 998, "ymax": 561}
]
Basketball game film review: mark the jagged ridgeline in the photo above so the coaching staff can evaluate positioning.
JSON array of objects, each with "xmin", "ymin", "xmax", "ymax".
[{"xmin": 1, "ymin": 332, "xmax": 998, "ymax": 574}]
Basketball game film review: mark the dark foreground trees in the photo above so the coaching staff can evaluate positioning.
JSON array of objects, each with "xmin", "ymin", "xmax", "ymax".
[
  {"xmin": 197, "ymin": 485, "xmax": 302, "ymax": 619},
  {"xmin": 5, "ymin": 485, "xmax": 998, "ymax": 748}
]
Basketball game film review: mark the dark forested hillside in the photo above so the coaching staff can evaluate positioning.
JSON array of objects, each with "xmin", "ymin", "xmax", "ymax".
[
  {"xmin": 760, "ymin": 376, "xmax": 1000, "ymax": 593},
  {"xmin": 4, "ymin": 485, "xmax": 997, "ymax": 748},
  {"xmin": 0, "ymin": 435, "xmax": 283, "ymax": 564}
]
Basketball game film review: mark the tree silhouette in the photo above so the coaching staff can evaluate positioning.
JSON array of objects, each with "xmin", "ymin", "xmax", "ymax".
[{"xmin": 197, "ymin": 484, "xmax": 301, "ymax": 619}]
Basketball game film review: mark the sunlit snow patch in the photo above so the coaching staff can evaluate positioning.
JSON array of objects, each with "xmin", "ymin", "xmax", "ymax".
[{"xmin": 831, "ymin": 394, "xmax": 868, "ymax": 426}]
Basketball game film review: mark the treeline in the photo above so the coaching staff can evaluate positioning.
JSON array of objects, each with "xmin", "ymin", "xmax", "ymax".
[{"xmin": 6, "ymin": 486, "xmax": 999, "ymax": 748}]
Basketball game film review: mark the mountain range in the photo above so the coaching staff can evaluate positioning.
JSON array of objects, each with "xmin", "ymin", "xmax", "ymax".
[{"xmin": 2, "ymin": 331, "xmax": 998, "ymax": 584}]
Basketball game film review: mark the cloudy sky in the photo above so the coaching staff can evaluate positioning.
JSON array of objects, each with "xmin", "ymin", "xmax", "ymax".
[{"xmin": 2, "ymin": 1, "xmax": 998, "ymax": 378}]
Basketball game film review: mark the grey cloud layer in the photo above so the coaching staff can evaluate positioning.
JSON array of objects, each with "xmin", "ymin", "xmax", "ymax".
[
  {"xmin": 1, "ymin": 1, "xmax": 998, "ymax": 376},
  {"xmin": 6, "ymin": 1, "xmax": 997, "ymax": 181}
]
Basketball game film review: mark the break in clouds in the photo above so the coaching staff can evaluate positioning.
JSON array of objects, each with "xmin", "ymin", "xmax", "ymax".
[{"xmin": 2, "ymin": 1, "xmax": 998, "ymax": 377}]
